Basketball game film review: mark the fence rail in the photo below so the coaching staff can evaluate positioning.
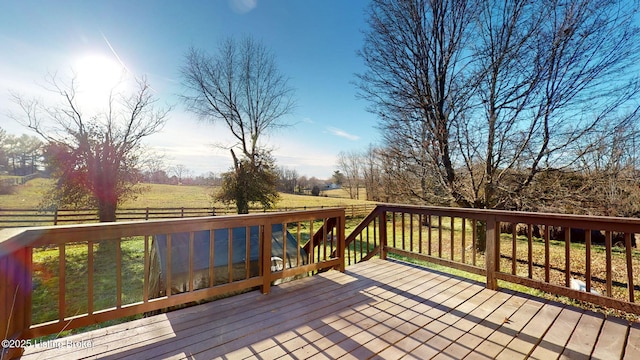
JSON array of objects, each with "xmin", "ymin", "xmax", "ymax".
[
  {"xmin": 0, "ymin": 204, "xmax": 374, "ymax": 228},
  {"xmin": 0, "ymin": 173, "xmax": 40, "ymax": 187}
]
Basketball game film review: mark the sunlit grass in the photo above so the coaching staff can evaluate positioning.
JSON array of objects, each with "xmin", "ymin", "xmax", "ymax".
[
  {"xmin": 0, "ymin": 178, "xmax": 51, "ymax": 208},
  {"xmin": 31, "ymin": 238, "xmax": 146, "ymax": 331},
  {"xmin": 2, "ymin": 179, "xmax": 372, "ymax": 210}
]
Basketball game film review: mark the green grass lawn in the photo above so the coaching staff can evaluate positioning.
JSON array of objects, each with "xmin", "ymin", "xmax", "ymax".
[
  {"xmin": 0, "ymin": 178, "xmax": 51, "ymax": 208},
  {"xmin": 1, "ymin": 178, "xmax": 374, "ymax": 210},
  {"xmin": 32, "ymin": 238, "xmax": 145, "ymax": 323}
]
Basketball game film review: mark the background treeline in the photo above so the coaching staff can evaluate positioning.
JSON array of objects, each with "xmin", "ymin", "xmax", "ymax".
[
  {"xmin": 0, "ymin": 127, "xmax": 335, "ymax": 194},
  {"xmin": 0, "ymin": 128, "xmax": 42, "ymax": 177},
  {"xmin": 338, "ymin": 145, "xmax": 640, "ymax": 218}
]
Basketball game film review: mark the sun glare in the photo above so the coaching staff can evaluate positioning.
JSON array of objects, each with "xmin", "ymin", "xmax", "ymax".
[{"xmin": 73, "ymin": 54, "xmax": 127, "ymax": 108}]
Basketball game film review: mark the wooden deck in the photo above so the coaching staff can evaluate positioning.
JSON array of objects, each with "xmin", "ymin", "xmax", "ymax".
[{"xmin": 21, "ymin": 259, "xmax": 640, "ymax": 360}]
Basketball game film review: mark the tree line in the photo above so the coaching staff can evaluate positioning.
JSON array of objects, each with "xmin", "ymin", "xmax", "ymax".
[
  {"xmin": 0, "ymin": 128, "xmax": 43, "ymax": 177},
  {"xmin": 338, "ymin": 144, "xmax": 640, "ymax": 217}
]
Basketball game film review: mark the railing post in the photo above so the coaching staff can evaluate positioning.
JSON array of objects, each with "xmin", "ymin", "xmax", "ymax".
[
  {"xmin": 1, "ymin": 248, "xmax": 32, "ymax": 360},
  {"xmin": 261, "ymin": 223, "xmax": 272, "ymax": 294},
  {"xmin": 379, "ymin": 209, "xmax": 387, "ymax": 260},
  {"xmin": 485, "ymin": 215, "xmax": 499, "ymax": 290},
  {"xmin": 337, "ymin": 212, "xmax": 346, "ymax": 272}
]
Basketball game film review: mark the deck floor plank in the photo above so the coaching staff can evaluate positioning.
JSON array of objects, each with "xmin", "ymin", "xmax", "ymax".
[
  {"xmin": 324, "ymin": 276, "xmax": 477, "ymax": 359},
  {"xmin": 157, "ymin": 261, "xmax": 400, "ymax": 360},
  {"xmin": 405, "ymin": 286, "xmax": 502, "ymax": 359},
  {"xmin": 220, "ymin": 262, "xmax": 440, "ymax": 359},
  {"xmin": 19, "ymin": 258, "xmax": 640, "ymax": 360},
  {"xmin": 560, "ymin": 311, "xmax": 605, "ymax": 360},
  {"xmin": 591, "ymin": 316, "xmax": 630, "ymax": 360},
  {"xmin": 624, "ymin": 322, "xmax": 640, "ymax": 360},
  {"xmin": 527, "ymin": 306, "xmax": 585, "ymax": 360},
  {"xmin": 471, "ymin": 294, "xmax": 544, "ymax": 358},
  {"xmin": 286, "ymin": 268, "xmax": 462, "ymax": 359},
  {"xmin": 494, "ymin": 297, "xmax": 563, "ymax": 359}
]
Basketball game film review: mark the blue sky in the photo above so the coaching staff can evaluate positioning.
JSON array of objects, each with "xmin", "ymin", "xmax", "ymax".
[{"xmin": 0, "ymin": 0, "xmax": 379, "ymax": 179}]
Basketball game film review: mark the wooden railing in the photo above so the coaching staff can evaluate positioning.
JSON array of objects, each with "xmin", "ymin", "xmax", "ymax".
[
  {"xmin": 347, "ymin": 204, "xmax": 640, "ymax": 315},
  {"xmin": 4, "ymin": 203, "xmax": 640, "ymax": 358},
  {"xmin": 0, "ymin": 208, "xmax": 345, "ymax": 359}
]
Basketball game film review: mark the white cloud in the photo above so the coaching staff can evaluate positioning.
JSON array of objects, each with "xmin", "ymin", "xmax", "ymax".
[
  {"xmin": 326, "ymin": 127, "xmax": 360, "ymax": 141},
  {"xmin": 228, "ymin": 0, "xmax": 258, "ymax": 14}
]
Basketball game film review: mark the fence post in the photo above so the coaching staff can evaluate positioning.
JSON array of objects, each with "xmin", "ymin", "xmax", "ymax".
[
  {"xmin": 53, "ymin": 208, "xmax": 58, "ymax": 226},
  {"xmin": 485, "ymin": 215, "xmax": 499, "ymax": 290}
]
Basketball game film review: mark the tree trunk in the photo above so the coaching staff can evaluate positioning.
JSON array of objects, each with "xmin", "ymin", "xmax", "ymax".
[
  {"xmin": 236, "ymin": 199, "xmax": 249, "ymax": 214},
  {"xmin": 476, "ymin": 221, "xmax": 487, "ymax": 253},
  {"xmin": 96, "ymin": 200, "xmax": 119, "ymax": 254},
  {"xmin": 98, "ymin": 202, "xmax": 117, "ymax": 222}
]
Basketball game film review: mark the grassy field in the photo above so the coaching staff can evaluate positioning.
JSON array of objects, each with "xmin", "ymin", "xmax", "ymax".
[{"xmin": 0, "ymin": 178, "xmax": 374, "ymax": 210}]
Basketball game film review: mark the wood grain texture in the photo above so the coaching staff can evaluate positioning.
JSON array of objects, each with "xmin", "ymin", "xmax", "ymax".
[{"xmin": 21, "ymin": 259, "xmax": 639, "ymax": 360}]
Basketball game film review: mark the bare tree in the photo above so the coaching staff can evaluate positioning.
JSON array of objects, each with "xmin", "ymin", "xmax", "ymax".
[
  {"xmin": 357, "ymin": 0, "xmax": 477, "ymax": 207},
  {"xmin": 361, "ymin": 145, "xmax": 384, "ymax": 201},
  {"xmin": 575, "ymin": 120, "xmax": 640, "ymax": 217},
  {"xmin": 276, "ymin": 166, "xmax": 298, "ymax": 193},
  {"xmin": 337, "ymin": 150, "xmax": 362, "ymax": 200},
  {"xmin": 141, "ymin": 153, "xmax": 169, "ymax": 184},
  {"xmin": 0, "ymin": 127, "xmax": 7, "ymax": 173},
  {"xmin": 181, "ymin": 36, "xmax": 295, "ymax": 213},
  {"xmin": 297, "ymin": 175, "xmax": 309, "ymax": 194},
  {"xmin": 357, "ymin": 0, "xmax": 640, "ymax": 211},
  {"xmin": 10, "ymin": 76, "xmax": 170, "ymax": 221},
  {"xmin": 469, "ymin": 0, "xmax": 640, "ymax": 210},
  {"xmin": 171, "ymin": 164, "xmax": 191, "ymax": 184}
]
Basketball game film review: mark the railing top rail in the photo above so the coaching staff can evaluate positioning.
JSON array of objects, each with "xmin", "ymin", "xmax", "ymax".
[
  {"xmin": 377, "ymin": 203, "xmax": 640, "ymax": 229},
  {"xmin": 0, "ymin": 207, "xmax": 346, "ymax": 257}
]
